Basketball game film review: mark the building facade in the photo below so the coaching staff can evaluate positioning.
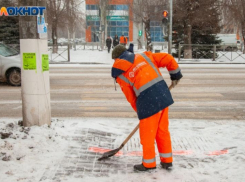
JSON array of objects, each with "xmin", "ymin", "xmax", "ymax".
[{"xmin": 85, "ymin": 0, "xmax": 164, "ymax": 43}]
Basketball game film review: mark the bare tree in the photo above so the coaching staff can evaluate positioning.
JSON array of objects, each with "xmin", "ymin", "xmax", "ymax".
[
  {"xmin": 66, "ymin": 0, "xmax": 85, "ymax": 49},
  {"xmin": 46, "ymin": 0, "xmax": 67, "ymax": 53},
  {"xmin": 88, "ymin": 0, "xmax": 111, "ymax": 47},
  {"xmin": 222, "ymin": 0, "xmax": 245, "ymax": 53},
  {"xmin": 126, "ymin": 0, "xmax": 167, "ymax": 51},
  {"xmin": 46, "ymin": 0, "xmax": 84, "ymax": 53},
  {"xmin": 219, "ymin": 1, "xmax": 236, "ymax": 34},
  {"xmin": 99, "ymin": 0, "xmax": 110, "ymax": 48},
  {"xmin": 173, "ymin": 0, "xmax": 221, "ymax": 58}
]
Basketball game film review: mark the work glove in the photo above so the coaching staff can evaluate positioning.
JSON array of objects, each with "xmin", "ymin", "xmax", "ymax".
[
  {"xmin": 127, "ymin": 43, "xmax": 134, "ymax": 53},
  {"xmin": 171, "ymin": 80, "xmax": 180, "ymax": 88}
]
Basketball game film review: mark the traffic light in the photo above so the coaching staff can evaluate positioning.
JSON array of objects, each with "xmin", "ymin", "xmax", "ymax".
[
  {"xmin": 162, "ymin": 10, "xmax": 169, "ymax": 25},
  {"xmin": 139, "ymin": 30, "xmax": 142, "ymax": 36},
  {"xmin": 163, "ymin": 10, "xmax": 168, "ymax": 18}
]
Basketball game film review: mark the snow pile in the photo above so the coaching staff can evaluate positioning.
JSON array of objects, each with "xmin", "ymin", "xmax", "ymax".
[{"xmin": 0, "ymin": 119, "xmax": 70, "ymax": 182}]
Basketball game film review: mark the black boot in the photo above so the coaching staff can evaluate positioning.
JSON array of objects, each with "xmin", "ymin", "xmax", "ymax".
[
  {"xmin": 134, "ymin": 164, "xmax": 156, "ymax": 172},
  {"xmin": 160, "ymin": 162, "xmax": 173, "ymax": 170}
]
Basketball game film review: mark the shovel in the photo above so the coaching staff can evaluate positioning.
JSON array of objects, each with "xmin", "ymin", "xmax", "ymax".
[{"xmin": 97, "ymin": 85, "xmax": 173, "ymax": 161}]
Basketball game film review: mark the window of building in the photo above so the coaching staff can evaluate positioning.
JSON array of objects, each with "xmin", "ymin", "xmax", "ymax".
[
  {"xmin": 86, "ymin": 5, "xmax": 99, "ymax": 10},
  {"xmin": 86, "ymin": 4, "xmax": 129, "ymax": 41},
  {"xmin": 150, "ymin": 21, "xmax": 164, "ymax": 42},
  {"xmin": 87, "ymin": 21, "xmax": 100, "ymax": 27},
  {"xmin": 110, "ymin": 21, "xmax": 116, "ymax": 26},
  {"xmin": 87, "ymin": 21, "xmax": 100, "ymax": 42},
  {"xmin": 107, "ymin": 21, "xmax": 129, "ymax": 38},
  {"xmin": 107, "ymin": 5, "xmax": 129, "ymax": 10},
  {"xmin": 122, "ymin": 21, "xmax": 129, "ymax": 26}
]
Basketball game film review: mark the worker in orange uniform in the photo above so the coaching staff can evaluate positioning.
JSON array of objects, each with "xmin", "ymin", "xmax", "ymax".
[
  {"xmin": 111, "ymin": 44, "xmax": 183, "ymax": 172},
  {"xmin": 119, "ymin": 35, "xmax": 127, "ymax": 46}
]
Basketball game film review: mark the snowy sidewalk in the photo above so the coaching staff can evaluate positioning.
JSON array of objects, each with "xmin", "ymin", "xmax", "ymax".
[
  {"xmin": 48, "ymin": 49, "xmax": 245, "ymax": 64},
  {"xmin": 1, "ymin": 118, "xmax": 245, "ymax": 182}
]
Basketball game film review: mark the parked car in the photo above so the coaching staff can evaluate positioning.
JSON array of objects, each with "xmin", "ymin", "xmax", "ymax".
[
  {"xmin": 237, "ymin": 40, "xmax": 242, "ymax": 51},
  {"xmin": 0, "ymin": 43, "xmax": 21, "ymax": 86},
  {"xmin": 58, "ymin": 38, "xmax": 68, "ymax": 46},
  {"xmin": 217, "ymin": 34, "xmax": 240, "ymax": 51},
  {"xmin": 48, "ymin": 39, "xmax": 63, "ymax": 46}
]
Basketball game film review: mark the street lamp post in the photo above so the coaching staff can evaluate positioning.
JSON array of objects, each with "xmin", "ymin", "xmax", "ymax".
[{"xmin": 168, "ymin": 0, "xmax": 173, "ymax": 54}]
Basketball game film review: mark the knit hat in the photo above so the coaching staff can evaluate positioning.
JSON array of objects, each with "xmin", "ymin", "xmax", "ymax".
[{"xmin": 112, "ymin": 44, "xmax": 127, "ymax": 59}]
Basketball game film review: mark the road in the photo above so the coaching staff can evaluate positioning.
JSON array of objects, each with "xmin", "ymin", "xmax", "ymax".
[{"xmin": 1, "ymin": 64, "xmax": 245, "ymax": 120}]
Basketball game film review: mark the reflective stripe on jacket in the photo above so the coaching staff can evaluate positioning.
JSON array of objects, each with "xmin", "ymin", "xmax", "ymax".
[{"xmin": 111, "ymin": 51, "xmax": 182, "ymax": 120}]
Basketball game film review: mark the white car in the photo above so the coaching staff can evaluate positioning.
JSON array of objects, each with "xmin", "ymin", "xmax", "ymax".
[
  {"xmin": 237, "ymin": 40, "xmax": 242, "ymax": 51},
  {"xmin": 0, "ymin": 43, "xmax": 21, "ymax": 86}
]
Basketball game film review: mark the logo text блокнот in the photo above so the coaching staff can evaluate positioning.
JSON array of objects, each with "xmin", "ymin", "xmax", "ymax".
[{"xmin": 0, "ymin": 7, "xmax": 46, "ymax": 16}]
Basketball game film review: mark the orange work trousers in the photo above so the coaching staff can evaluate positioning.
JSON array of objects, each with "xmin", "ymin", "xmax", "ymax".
[{"xmin": 139, "ymin": 107, "xmax": 173, "ymax": 168}]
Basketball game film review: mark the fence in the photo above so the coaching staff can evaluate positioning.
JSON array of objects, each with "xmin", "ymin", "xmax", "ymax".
[
  {"xmin": 76, "ymin": 42, "xmax": 102, "ymax": 50},
  {"xmin": 48, "ymin": 43, "xmax": 107, "ymax": 62},
  {"xmin": 48, "ymin": 43, "xmax": 245, "ymax": 63},
  {"xmin": 48, "ymin": 42, "xmax": 168, "ymax": 62},
  {"xmin": 178, "ymin": 44, "xmax": 245, "ymax": 62},
  {"xmin": 152, "ymin": 42, "xmax": 168, "ymax": 52},
  {"xmin": 48, "ymin": 45, "xmax": 71, "ymax": 62},
  {"xmin": 75, "ymin": 42, "xmax": 168, "ymax": 51}
]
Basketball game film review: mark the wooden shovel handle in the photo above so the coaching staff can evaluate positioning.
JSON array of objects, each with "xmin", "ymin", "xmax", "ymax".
[{"xmin": 120, "ymin": 123, "xmax": 139, "ymax": 149}]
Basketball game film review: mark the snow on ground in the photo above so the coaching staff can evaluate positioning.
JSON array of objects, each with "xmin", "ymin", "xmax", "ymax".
[
  {"xmin": 180, "ymin": 52, "xmax": 245, "ymax": 63},
  {"xmin": 48, "ymin": 46, "xmax": 245, "ymax": 64},
  {"xmin": 49, "ymin": 49, "xmax": 114, "ymax": 65},
  {"xmin": 1, "ymin": 118, "xmax": 245, "ymax": 182},
  {"xmin": 0, "ymin": 119, "xmax": 71, "ymax": 182}
]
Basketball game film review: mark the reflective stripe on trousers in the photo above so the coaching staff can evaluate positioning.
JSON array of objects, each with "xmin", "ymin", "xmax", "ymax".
[
  {"xmin": 142, "ymin": 157, "xmax": 156, "ymax": 164},
  {"xmin": 159, "ymin": 153, "xmax": 172, "ymax": 158}
]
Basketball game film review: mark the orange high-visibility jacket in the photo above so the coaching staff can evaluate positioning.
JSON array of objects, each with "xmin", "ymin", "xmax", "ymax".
[
  {"xmin": 111, "ymin": 51, "xmax": 182, "ymax": 119},
  {"xmin": 120, "ymin": 36, "xmax": 127, "ymax": 44}
]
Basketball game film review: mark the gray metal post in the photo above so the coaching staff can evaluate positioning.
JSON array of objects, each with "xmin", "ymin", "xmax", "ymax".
[
  {"xmin": 168, "ymin": 0, "xmax": 173, "ymax": 55},
  {"xmin": 73, "ymin": 30, "xmax": 76, "ymax": 51},
  {"xmin": 99, "ymin": 27, "xmax": 102, "ymax": 51},
  {"xmin": 68, "ymin": 44, "xmax": 70, "ymax": 62},
  {"xmin": 178, "ymin": 44, "xmax": 181, "ymax": 62},
  {"xmin": 231, "ymin": 48, "xmax": 232, "ymax": 61},
  {"xmin": 213, "ymin": 45, "xmax": 216, "ymax": 61}
]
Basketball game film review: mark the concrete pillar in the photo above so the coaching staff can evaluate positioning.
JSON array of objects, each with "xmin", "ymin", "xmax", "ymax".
[{"xmin": 19, "ymin": 0, "xmax": 51, "ymax": 127}]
